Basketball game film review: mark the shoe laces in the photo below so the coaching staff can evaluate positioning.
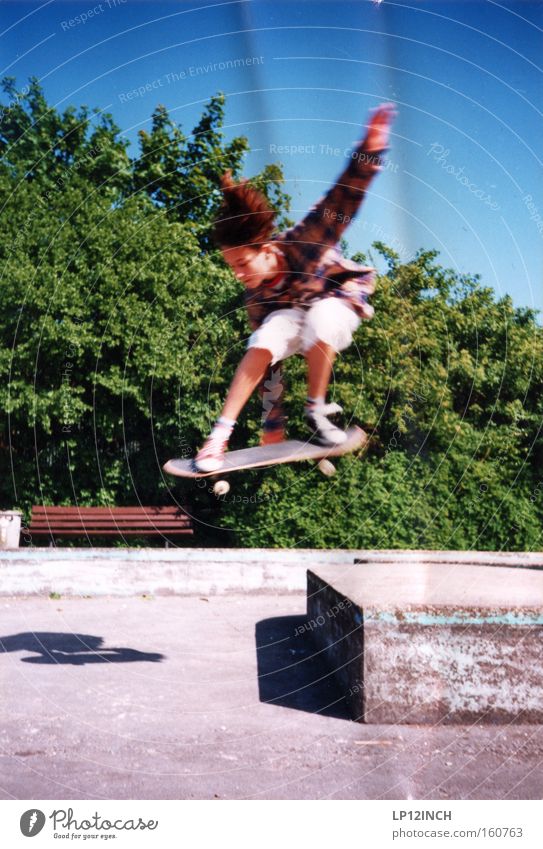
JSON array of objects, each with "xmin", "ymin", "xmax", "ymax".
[
  {"xmin": 199, "ymin": 427, "xmax": 230, "ymax": 456},
  {"xmin": 308, "ymin": 402, "xmax": 343, "ymax": 417}
]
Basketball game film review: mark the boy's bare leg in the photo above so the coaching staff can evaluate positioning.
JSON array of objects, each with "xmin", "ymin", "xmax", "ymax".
[
  {"xmin": 195, "ymin": 347, "xmax": 273, "ymax": 471},
  {"xmin": 306, "ymin": 341, "xmax": 336, "ymax": 399},
  {"xmin": 221, "ymin": 347, "xmax": 273, "ymax": 421},
  {"xmin": 305, "ymin": 341, "xmax": 347, "ymax": 444}
]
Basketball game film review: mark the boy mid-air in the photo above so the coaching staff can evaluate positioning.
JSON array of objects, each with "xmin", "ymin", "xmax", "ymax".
[{"xmin": 195, "ymin": 103, "xmax": 396, "ymax": 472}]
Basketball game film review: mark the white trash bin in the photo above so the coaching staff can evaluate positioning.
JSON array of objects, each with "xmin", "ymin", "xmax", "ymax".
[{"xmin": 0, "ymin": 510, "xmax": 22, "ymax": 549}]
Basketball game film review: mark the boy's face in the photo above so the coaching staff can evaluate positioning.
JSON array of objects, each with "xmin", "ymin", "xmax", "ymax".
[{"xmin": 222, "ymin": 244, "xmax": 281, "ymax": 288}]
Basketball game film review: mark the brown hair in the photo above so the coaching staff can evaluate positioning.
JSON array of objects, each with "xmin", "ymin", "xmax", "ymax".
[{"xmin": 212, "ymin": 170, "xmax": 276, "ymax": 248}]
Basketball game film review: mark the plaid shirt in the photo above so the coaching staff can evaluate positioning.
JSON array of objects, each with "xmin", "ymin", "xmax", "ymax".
[
  {"xmin": 244, "ymin": 141, "xmax": 386, "ymax": 331},
  {"xmin": 244, "ymin": 136, "xmax": 387, "ymax": 437}
]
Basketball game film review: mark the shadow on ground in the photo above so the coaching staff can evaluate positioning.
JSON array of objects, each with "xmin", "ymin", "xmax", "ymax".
[
  {"xmin": 0, "ymin": 632, "xmax": 164, "ymax": 665},
  {"xmin": 255, "ymin": 615, "xmax": 349, "ymax": 720}
]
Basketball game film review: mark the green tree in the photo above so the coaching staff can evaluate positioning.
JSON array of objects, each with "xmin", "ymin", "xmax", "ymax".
[
  {"xmin": 1, "ymin": 78, "xmax": 542, "ymax": 550},
  {"xmin": 133, "ymin": 94, "xmax": 291, "ymax": 246},
  {"xmin": 218, "ymin": 248, "xmax": 543, "ymax": 550},
  {"xmin": 0, "ymin": 78, "xmax": 287, "ymax": 538}
]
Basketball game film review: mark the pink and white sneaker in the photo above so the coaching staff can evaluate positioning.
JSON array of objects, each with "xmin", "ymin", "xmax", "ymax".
[{"xmin": 194, "ymin": 425, "xmax": 232, "ymax": 472}]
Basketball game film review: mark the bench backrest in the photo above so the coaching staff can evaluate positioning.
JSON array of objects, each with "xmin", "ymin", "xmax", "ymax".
[{"xmin": 29, "ymin": 505, "xmax": 193, "ymax": 536}]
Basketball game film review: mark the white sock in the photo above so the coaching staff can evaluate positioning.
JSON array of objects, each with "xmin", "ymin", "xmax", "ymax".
[
  {"xmin": 306, "ymin": 396, "xmax": 325, "ymax": 409},
  {"xmin": 217, "ymin": 416, "xmax": 237, "ymax": 428}
]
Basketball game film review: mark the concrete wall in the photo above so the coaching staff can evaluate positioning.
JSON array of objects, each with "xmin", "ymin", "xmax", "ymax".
[
  {"xmin": 307, "ymin": 561, "xmax": 543, "ymax": 724},
  {"xmin": 1, "ymin": 548, "xmax": 542, "ymax": 597},
  {"xmin": 0, "ymin": 547, "xmax": 361, "ymax": 596}
]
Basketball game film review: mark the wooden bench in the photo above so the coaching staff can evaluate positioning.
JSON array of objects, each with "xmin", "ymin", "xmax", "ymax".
[{"xmin": 27, "ymin": 505, "xmax": 193, "ymax": 546}]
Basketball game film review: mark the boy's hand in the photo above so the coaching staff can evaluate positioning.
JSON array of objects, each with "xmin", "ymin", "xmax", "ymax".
[{"xmin": 365, "ymin": 102, "xmax": 397, "ymax": 151}]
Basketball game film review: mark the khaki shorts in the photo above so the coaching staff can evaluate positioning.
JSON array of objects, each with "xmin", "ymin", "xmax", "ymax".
[{"xmin": 247, "ymin": 299, "xmax": 360, "ymax": 366}]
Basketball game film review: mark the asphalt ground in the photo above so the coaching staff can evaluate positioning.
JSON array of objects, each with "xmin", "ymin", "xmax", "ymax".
[{"xmin": 1, "ymin": 595, "xmax": 542, "ymax": 800}]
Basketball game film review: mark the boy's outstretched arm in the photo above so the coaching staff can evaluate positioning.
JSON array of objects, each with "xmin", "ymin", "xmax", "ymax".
[{"xmin": 285, "ymin": 103, "xmax": 396, "ymax": 256}]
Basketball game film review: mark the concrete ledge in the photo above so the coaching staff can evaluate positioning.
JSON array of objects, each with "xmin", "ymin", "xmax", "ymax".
[
  {"xmin": 307, "ymin": 562, "xmax": 543, "ymax": 724},
  {"xmin": 353, "ymin": 550, "xmax": 543, "ymax": 570},
  {"xmin": 0, "ymin": 547, "xmax": 363, "ymax": 596},
  {"xmin": 1, "ymin": 548, "xmax": 542, "ymax": 597}
]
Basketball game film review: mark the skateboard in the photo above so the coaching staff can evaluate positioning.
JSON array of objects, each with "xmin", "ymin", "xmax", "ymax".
[{"xmin": 163, "ymin": 426, "xmax": 367, "ymax": 496}]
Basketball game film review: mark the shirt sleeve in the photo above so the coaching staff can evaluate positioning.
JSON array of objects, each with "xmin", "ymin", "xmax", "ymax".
[{"xmin": 284, "ymin": 138, "xmax": 387, "ymax": 264}]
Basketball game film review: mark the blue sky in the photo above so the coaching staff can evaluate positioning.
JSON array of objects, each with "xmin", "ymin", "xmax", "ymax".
[{"xmin": 3, "ymin": 0, "xmax": 542, "ymax": 313}]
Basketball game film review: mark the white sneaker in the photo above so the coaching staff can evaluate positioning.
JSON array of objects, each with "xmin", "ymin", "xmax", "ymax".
[
  {"xmin": 305, "ymin": 402, "xmax": 348, "ymax": 446},
  {"xmin": 194, "ymin": 427, "xmax": 230, "ymax": 472}
]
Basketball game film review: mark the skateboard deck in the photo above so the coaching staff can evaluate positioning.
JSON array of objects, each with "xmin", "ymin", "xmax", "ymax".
[{"xmin": 163, "ymin": 426, "xmax": 367, "ymax": 479}]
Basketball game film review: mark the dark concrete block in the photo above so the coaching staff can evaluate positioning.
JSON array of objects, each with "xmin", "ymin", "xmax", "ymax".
[{"xmin": 307, "ymin": 561, "xmax": 543, "ymax": 724}]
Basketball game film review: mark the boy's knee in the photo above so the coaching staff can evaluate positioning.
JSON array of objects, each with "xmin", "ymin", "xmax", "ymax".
[
  {"xmin": 248, "ymin": 346, "xmax": 273, "ymax": 361},
  {"xmin": 304, "ymin": 339, "xmax": 335, "ymax": 356}
]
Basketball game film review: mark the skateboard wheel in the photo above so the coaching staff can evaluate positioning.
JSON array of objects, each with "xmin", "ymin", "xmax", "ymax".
[
  {"xmin": 213, "ymin": 479, "xmax": 230, "ymax": 496},
  {"xmin": 318, "ymin": 459, "xmax": 336, "ymax": 477}
]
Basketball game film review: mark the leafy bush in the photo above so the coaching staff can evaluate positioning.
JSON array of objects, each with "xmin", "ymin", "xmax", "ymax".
[{"xmin": 1, "ymin": 79, "xmax": 542, "ymax": 549}]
